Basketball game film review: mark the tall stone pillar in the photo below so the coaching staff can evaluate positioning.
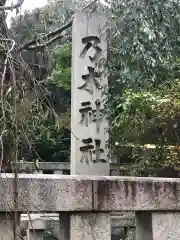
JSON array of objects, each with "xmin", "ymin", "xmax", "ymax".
[
  {"xmin": 71, "ymin": 11, "xmax": 109, "ymax": 176},
  {"xmin": 0, "ymin": 213, "xmax": 20, "ymax": 240},
  {"xmin": 70, "ymin": 11, "xmax": 110, "ymax": 240},
  {"xmin": 71, "ymin": 213, "xmax": 111, "ymax": 240}
]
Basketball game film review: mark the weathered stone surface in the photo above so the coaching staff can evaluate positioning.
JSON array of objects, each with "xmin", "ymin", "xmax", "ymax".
[
  {"xmin": 19, "ymin": 175, "xmax": 92, "ymax": 212},
  {"xmin": 93, "ymin": 176, "xmax": 180, "ymax": 211},
  {"xmin": 0, "ymin": 213, "xmax": 20, "ymax": 240},
  {"xmin": 0, "ymin": 174, "xmax": 92, "ymax": 212},
  {"xmin": 71, "ymin": 12, "xmax": 109, "ymax": 175},
  {"xmin": 152, "ymin": 212, "xmax": 180, "ymax": 240},
  {"xmin": 70, "ymin": 11, "xmax": 110, "ymax": 240},
  {"xmin": 71, "ymin": 213, "xmax": 111, "ymax": 240},
  {"xmin": 1, "ymin": 175, "xmax": 180, "ymax": 211}
]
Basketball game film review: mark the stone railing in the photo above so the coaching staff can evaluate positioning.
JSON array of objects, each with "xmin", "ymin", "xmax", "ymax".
[
  {"xmin": 7, "ymin": 161, "xmax": 129, "ymax": 176},
  {"xmin": 1, "ymin": 174, "xmax": 180, "ymax": 239},
  {"xmin": 20, "ymin": 212, "xmax": 135, "ymax": 239},
  {"xmin": 11, "ymin": 162, "xmax": 135, "ymax": 239}
]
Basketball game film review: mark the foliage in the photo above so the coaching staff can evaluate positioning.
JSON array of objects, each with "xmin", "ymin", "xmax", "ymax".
[
  {"xmin": 33, "ymin": 43, "xmax": 72, "ymax": 162},
  {"xmin": 109, "ymin": 0, "xmax": 180, "ymax": 86},
  {"xmin": 7, "ymin": 0, "xmax": 94, "ymax": 164},
  {"xmin": 108, "ymin": 0, "xmax": 180, "ymax": 174},
  {"xmin": 48, "ymin": 43, "xmax": 71, "ymax": 90}
]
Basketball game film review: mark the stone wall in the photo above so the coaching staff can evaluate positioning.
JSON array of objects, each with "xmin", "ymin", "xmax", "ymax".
[{"xmin": 0, "ymin": 174, "xmax": 180, "ymax": 239}]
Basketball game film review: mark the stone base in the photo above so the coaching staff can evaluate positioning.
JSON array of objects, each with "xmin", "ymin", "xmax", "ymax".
[{"xmin": 71, "ymin": 213, "xmax": 111, "ymax": 240}]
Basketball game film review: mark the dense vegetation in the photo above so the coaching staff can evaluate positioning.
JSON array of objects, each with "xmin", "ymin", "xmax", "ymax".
[
  {"xmin": 8, "ymin": 1, "xmax": 73, "ymax": 163},
  {"xmin": 108, "ymin": 0, "xmax": 180, "ymax": 175}
]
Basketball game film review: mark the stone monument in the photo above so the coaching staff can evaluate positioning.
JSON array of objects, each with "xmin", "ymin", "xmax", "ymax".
[
  {"xmin": 70, "ymin": 11, "xmax": 111, "ymax": 240},
  {"xmin": 71, "ymin": 11, "xmax": 109, "ymax": 175}
]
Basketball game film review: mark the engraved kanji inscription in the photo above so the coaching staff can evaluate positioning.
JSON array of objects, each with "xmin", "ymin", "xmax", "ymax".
[
  {"xmin": 80, "ymin": 36, "xmax": 102, "ymax": 62},
  {"xmin": 79, "ymin": 101, "xmax": 92, "ymax": 127},
  {"xmin": 80, "ymin": 138, "xmax": 106, "ymax": 164},
  {"xmin": 78, "ymin": 66, "xmax": 101, "ymax": 94},
  {"xmin": 92, "ymin": 99, "xmax": 102, "ymax": 133},
  {"xmin": 79, "ymin": 100, "xmax": 104, "ymax": 131}
]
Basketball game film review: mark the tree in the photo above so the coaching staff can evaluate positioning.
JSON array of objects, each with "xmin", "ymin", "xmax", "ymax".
[
  {"xmin": 107, "ymin": 0, "xmax": 180, "ymax": 175},
  {"xmin": 6, "ymin": 0, "xmax": 92, "ymax": 163},
  {"xmin": 8, "ymin": 2, "xmax": 73, "ymax": 163},
  {"xmin": 33, "ymin": 43, "xmax": 72, "ymax": 162}
]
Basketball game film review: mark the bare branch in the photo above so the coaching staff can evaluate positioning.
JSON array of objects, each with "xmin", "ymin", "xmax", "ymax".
[
  {"xmin": 20, "ymin": 21, "xmax": 72, "ymax": 51},
  {"xmin": 0, "ymin": 0, "xmax": 24, "ymax": 10},
  {"xmin": 26, "ymin": 34, "xmax": 64, "ymax": 50},
  {"xmin": 20, "ymin": 0, "xmax": 97, "ymax": 51}
]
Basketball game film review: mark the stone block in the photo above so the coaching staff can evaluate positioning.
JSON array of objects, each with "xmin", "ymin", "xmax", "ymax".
[
  {"xmin": 1, "ymin": 175, "xmax": 180, "ymax": 212},
  {"xmin": 0, "ymin": 213, "xmax": 20, "ymax": 240},
  {"xmin": 152, "ymin": 212, "xmax": 180, "ymax": 240},
  {"xmin": 18, "ymin": 174, "xmax": 93, "ymax": 212},
  {"xmin": 0, "ymin": 174, "xmax": 92, "ymax": 212},
  {"xmin": 71, "ymin": 12, "xmax": 109, "ymax": 176},
  {"xmin": 70, "ymin": 213, "xmax": 111, "ymax": 240},
  {"xmin": 93, "ymin": 176, "xmax": 180, "ymax": 211}
]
